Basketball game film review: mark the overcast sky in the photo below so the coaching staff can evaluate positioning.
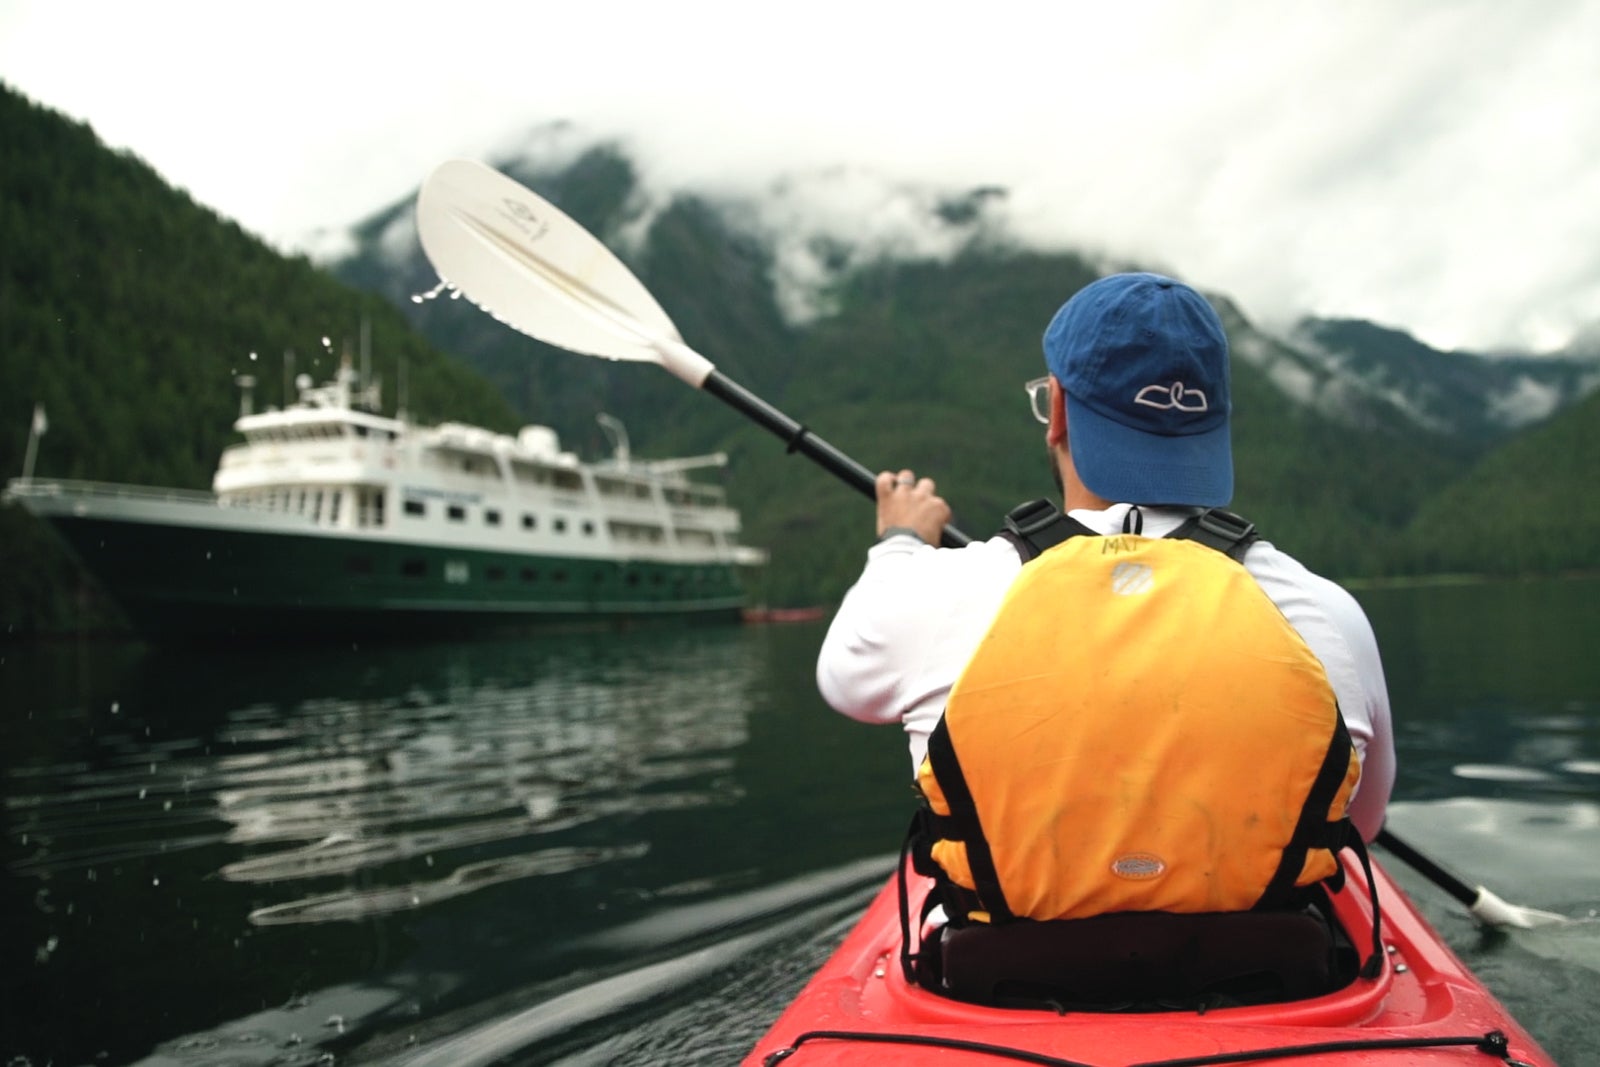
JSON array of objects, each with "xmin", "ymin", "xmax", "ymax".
[{"xmin": 3, "ymin": 0, "xmax": 1598, "ymax": 353}]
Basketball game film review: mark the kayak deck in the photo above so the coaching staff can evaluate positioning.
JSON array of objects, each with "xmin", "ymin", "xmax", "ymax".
[{"xmin": 744, "ymin": 856, "xmax": 1554, "ymax": 1065}]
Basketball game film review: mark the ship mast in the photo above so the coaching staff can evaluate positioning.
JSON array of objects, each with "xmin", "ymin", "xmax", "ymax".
[{"xmin": 597, "ymin": 413, "xmax": 631, "ymax": 468}]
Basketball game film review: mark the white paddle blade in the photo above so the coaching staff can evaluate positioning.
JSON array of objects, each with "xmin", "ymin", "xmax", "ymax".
[
  {"xmin": 1470, "ymin": 887, "xmax": 1571, "ymax": 929},
  {"xmin": 415, "ymin": 160, "xmax": 714, "ymax": 385}
]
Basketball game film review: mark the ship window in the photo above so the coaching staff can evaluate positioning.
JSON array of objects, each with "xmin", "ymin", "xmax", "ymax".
[
  {"xmin": 404, "ymin": 499, "xmax": 426, "ymax": 517},
  {"xmin": 626, "ymin": 573, "xmax": 641, "ymax": 587},
  {"xmin": 401, "ymin": 558, "xmax": 427, "ymax": 578},
  {"xmin": 553, "ymin": 518, "xmax": 567, "ymax": 534},
  {"xmin": 330, "ymin": 491, "xmax": 342, "ymax": 524},
  {"xmin": 486, "ymin": 565, "xmax": 506, "ymax": 581},
  {"xmin": 357, "ymin": 488, "xmax": 385, "ymax": 528},
  {"xmin": 521, "ymin": 514, "xmax": 536, "ymax": 530},
  {"xmin": 447, "ymin": 504, "xmax": 466, "ymax": 522},
  {"xmin": 520, "ymin": 567, "xmax": 538, "ymax": 582},
  {"xmin": 553, "ymin": 570, "xmax": 568, "ymax": 583},
  {"xmin": 485, "ymin": 509, "xmax": 501, "ymax": 527},
  {"xmin": 345, "ymin": 555, "xmax": 374, "ymax": 575},
  {"xmin": 512, "ymin": 463, "xmax": 550, "ymax": 487},
  {"xmin": 582, "ymin": 521, "xmax": 595, "ymax": 536},
  {"xmin": 355, "ymin": 425, "xmax": 369, "ymax": 437}
]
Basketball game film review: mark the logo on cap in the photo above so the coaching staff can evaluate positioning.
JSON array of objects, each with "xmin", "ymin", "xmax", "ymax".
[{"xmin": 1134, "ymin": 381, "xmax": 1209, "ymax": 413}]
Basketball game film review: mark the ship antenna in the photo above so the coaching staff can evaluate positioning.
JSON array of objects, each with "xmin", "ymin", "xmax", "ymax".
[
  {"xmin": 597, "ymin": 413, "xmax": 630, "ymax": 468},
  {"xmin": 235, "ymin": 374, "xmax": 257, "ymax": 418},
  {"xmin": 21, "ymin": 403, "xmax": 47, "ymax": 481},
  {"xmin": 360, "ymin": 315, "xmax": 372, "ymax": 391},
  {"xmin": 397, "ymin": 356, "xmax": 409, "ymax": 422}
]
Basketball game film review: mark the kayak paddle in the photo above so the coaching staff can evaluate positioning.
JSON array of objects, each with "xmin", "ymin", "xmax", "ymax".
[
  {"xmin": 413, "ymin": 158, "xmax": 970, "ymax": 548},
  {"xmin": 1376, "ymin": 827, "xmax": 1568, "ymax": 929},
  {"xmin": 413, "ymin": 159, "xmax": 1564, "ymax": 931}
]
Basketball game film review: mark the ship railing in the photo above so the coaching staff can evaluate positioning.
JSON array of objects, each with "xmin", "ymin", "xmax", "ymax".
[
  {"xmin": 668, "ymin": 505, "xmax": 740, "ymax": 526},
  {"xmin": 595, "ymin": 451, "xmax": 728, "ymax": 476},
  {"xmin": 3, "ymin": 477, "xmax": 221, "ymax": 506},
  {"xmin": 3, "ymin": 478, "xmax": 290, "ymax": 515}
]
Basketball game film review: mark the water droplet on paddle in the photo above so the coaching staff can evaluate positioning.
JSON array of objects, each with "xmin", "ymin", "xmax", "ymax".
[{"xmin": 411, "ymin": 279, "xmax": 450, "ymax": 303}]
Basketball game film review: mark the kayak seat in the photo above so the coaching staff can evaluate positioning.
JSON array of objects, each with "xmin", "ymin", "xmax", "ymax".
[{"xmin": 923, "ymin": 900, "xmax": 1359, "ymax": 1011}]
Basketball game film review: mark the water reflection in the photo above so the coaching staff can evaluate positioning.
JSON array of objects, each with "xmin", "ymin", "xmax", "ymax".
[
  {"xmin": 4, "ymin": 627, "xmax": 808, "ymax": 1067},
  {"xmin": 11, "ymin": 632, "xmax": 754, "ymax": 931},
  {"xmin": 1354, "ymin": 578, "xmax": 1600, "ymax": 806}
]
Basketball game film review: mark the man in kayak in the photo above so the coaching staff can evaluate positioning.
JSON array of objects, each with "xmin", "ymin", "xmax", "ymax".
[{"xmin": 816, "ymin": 272, "xmax": 1395, "ymax": 922}]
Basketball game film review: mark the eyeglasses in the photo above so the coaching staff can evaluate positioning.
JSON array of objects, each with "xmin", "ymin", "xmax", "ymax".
[{"xmin": 1025, "ymin": 376, "xmax": 1051, "ymax": 425}]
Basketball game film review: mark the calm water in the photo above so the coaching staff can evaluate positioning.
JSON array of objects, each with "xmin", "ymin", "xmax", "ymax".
[{"xmin": 3, "ymin": 578, "xmax": 1598, "ymax": 1067}]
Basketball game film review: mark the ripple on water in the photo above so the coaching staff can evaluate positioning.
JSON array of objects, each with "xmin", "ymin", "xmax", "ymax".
[{"xmin": 1450, "ymin": 763, "xmax": 1557, "ymax": 783}]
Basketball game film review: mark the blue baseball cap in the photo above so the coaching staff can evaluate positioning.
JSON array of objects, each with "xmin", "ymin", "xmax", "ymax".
[{"xmin": 1043, "ymin": 272, "xmax": 1233, "ymax": 507}]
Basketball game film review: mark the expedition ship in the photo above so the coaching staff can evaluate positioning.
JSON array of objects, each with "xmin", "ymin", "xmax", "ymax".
[{"xmin": 5, "ymin": 362, "xmax": 765, "ymax": 641}]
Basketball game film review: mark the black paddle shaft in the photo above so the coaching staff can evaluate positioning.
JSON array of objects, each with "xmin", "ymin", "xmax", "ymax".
[
  {"xmin": 1376, "ymin": 827, "xmax": 1478, "ymax": 909},
  {"xmin": 701, "ymin": 370, "xmax": 972, "ymax": 548}
]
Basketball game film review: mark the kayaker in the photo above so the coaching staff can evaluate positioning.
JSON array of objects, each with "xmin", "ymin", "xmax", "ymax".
[{"xmin": 816, "ymin": 272, "xmax": 1396, "ymax": 916}]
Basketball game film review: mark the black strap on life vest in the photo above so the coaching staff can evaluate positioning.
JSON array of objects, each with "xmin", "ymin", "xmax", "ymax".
[
  {"xmin": 997, "ymin": 498, "xmax": 1261, "ymax": 563},
  {"xmin": 1168, "ymin": 507, "xmax": 1260, "ymax": 561},
  {"xmin": 996, "ymin": 498, "xmax": 1097, "ymax": 562},
  {"xmin": 1259, "ymin": 715, "xmax": 1358, "ymax": 910},
  {"xmin": 924, "ymin": 714, "xmax": 1014, "ymax": 924}
]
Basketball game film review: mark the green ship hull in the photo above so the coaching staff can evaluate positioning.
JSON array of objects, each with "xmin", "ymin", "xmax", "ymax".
[{"xmin": 46, "ymin": 513, "xmax": 746, "ymax": 642}]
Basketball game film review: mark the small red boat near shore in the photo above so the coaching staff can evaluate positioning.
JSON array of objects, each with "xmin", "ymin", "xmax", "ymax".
[{"xmin": 741, "ymin": 605, "xmax": 829, "ymax": 625}]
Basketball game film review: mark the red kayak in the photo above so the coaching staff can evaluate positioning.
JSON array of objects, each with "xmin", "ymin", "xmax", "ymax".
[{"xmin": 744, "ymin": 853, "xmax": 1554, "ymax": 1066}]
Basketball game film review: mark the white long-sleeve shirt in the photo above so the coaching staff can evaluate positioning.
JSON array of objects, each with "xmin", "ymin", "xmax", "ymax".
[{"xmin": 816, "ymin": 503, "xmax": 1396, "ymax": 842}]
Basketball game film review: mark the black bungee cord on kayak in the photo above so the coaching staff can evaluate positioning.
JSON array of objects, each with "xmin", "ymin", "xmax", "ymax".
[{"xmin": 762, "ymin": 1027, "xmax": 1536, "ymax": 1067}]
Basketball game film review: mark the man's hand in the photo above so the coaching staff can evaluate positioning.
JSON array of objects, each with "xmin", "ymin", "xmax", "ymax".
[{"xmin": 875, "ymin": 468, "xmax": 951, "ymax": 544}]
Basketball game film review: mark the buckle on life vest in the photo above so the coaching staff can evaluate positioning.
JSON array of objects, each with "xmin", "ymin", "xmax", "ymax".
[
  {"xmin": 1170, "ymin": 508, "xmax": 1259, "ymax": 561},
  {"xmin": 1003, "ymin": 498, "xmax": 1061, "ymax": 540},
  {"xmin": 1000, "ymin": 500, "xmax": 1098, "ymax": 561},
  {"xmin": 1195, "ymin": 508, "xmax": 1256, "ymax": 544}
]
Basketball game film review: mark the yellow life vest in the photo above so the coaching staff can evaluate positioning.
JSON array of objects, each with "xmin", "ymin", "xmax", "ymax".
[{"xmin": 915, "ymin": 526, "xmax": 1360, "ymax": 925}]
